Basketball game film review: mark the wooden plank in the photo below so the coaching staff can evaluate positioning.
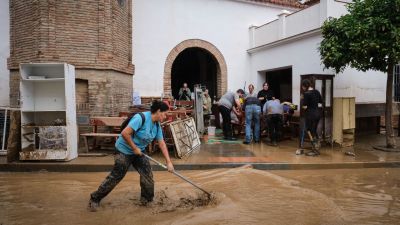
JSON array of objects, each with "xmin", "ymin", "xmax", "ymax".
[
  {"xmin": 343, "ymin": 128, "xmax": 355, "ymax": 134},
  {"xmin": 342, "ymin": 98, "xmax": 350, "ymax": 130},
  {"xmin": 90, "ymin": 117, "xmax": 126, "ymax": 127},
  {"xmin": 80, "ymin": 133, "xmax": 119, "ymax": 137},
  {"xmin": 349, "ymin": 98, "xmax": 356, "ymax": 129},
  {"xmin": 355, "ymin": 103, "xmax": 385, "ymax": 118},
  {"xmin": 7, "ymin": 110, "xmax": 21, "ymax": 162},
  {"xmin": 332, "ymin": 98, "xmax": 343, "ymax": 145}
]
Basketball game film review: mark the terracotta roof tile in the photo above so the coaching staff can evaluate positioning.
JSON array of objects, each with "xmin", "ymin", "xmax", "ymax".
[
  {"xmin": 245, "ymin": 0, "xmax": 305, "ymax": 8},
  {"xmin": 302, "ymin": 0, "xmax": 320, "ymax": 6}
]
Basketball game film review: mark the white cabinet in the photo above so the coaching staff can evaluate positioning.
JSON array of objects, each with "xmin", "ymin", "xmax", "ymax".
[
  {"xmin": 333, "ymin": 97, "xmax": 356, "ymax": 147},
  {"xmin": 19, "ymin": 63, "xmax": 77, "ymax": 161}
]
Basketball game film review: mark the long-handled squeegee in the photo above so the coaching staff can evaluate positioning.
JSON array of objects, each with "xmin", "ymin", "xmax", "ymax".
[{"xmin": 143, "ymin": 154, "xmax": 212, "ymax": 197}]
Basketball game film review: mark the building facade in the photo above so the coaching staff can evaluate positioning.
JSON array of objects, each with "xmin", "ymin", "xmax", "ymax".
[
  {"xmin": 7, "ymin": 0, "xmax": 134, "ymax": 117},
  {"xmin": 0, "ymin": 0, "xmax": 393, "ymax": 133},
  {"xmin": 248, "ymin": 0, "xmax": 391, "ymax": 132},
  {"xmin": 132, "ymin": 0, "xmax": 301, "ymax": 101}
]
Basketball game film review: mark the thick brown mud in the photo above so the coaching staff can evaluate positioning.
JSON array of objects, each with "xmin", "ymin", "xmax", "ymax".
[{"xmin": 0, "ymin": 168, "xmax": 399, "ymax": 225}]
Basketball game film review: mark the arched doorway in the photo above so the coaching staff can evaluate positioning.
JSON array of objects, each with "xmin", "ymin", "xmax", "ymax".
[
  {"xmin": 171, "ymin": 47, "xmax": 218, "ymax": 99},
  {"xmin": 164, "ymin": 39, "xmax": 227, "ymax": 99}
]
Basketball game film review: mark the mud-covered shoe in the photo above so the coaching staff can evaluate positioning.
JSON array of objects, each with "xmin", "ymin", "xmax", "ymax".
[
  {"xmin": 305, "ymin": 150, "xmax": 320, "ymax": 157},
  {"xmin": 295, "ymin": 149, "xmax": 304, "ymax": 155},
  {"xmin": 314, "ymin": 139, "xmax": 321, "ymax": 150},
  {"xmin": 140, "ymin": 198, "xmax": 154, "ymax": 207},
  {"xmin": 344, "ymin": 151, "xmax": 356, "ymax": 157},
  {"xmin": 224, "ymin": 136, "xmax": 237, "ymax": 141},
  {"xmin": 87, "ymin": 199, "xmax": 100, "ymax": 212}
]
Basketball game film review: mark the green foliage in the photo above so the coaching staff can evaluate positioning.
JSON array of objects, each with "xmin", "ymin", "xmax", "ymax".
[{"xmin": 319, "ymin": 0, "xmax": 400, "ymax": 73}]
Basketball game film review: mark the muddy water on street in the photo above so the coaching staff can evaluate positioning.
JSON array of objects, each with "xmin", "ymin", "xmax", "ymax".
[{"xmin": 0, "ymin": 168, "xmax": 399, "ymax": 225}]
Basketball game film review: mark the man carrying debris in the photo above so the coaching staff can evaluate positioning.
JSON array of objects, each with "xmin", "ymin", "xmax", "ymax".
[
  {"xmin": 88, "ymin": 100, "xmax": 174, "ymax": 211},
  {"xmin": 218, "ymin": 89, "xmax": 245, "ymax": 140}
]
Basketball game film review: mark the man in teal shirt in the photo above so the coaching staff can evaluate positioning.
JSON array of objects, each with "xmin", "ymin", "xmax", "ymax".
[{"xmin": 88, "ymin": 101, "xmax": 174, "ymax": 211}]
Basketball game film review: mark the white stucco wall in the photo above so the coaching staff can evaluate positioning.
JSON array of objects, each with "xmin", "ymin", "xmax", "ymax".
[
  {"xmin": 0, "ymin": 0, "xmax": 9, "ymax": 107},
  {"xmin": 133, "ymin": 0, "xmax": 294, "ymax": 97},
  {"xmin": 249, "ymin": 34, "xmax": 387, "ymax": 107}
]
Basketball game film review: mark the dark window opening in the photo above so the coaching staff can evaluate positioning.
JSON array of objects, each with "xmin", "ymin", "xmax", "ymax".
[
  {"xmin": 265, "ymin": 67, "xmax": 293, "ymax": 102},
  {"xmin": 75, "ymin": 79, "xmax": 89, "ymax": 113}
]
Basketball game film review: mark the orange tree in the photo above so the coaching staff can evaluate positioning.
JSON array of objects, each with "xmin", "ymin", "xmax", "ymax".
[{"xmin": 319, "ymin": 0, "xmax": 400, "ymax": 148}]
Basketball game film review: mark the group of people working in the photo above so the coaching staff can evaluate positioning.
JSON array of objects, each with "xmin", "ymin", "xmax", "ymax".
[
  {"xmin": 88, "ymin": 80, "xmax": 322, "ymax": 211},
  {"xmin": 217, "ymin": 79, "xmax": 323, "ymax": 157},
  {"xmin": 178, "ymin": 80, "xmax": 322, "ymax": 155},
  {"xmin": 178, "ymin": 83, "xmax": 213, "ymax": 115}
]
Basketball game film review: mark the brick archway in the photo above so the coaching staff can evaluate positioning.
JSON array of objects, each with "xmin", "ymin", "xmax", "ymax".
[{"xmin": 164, "ymin": 39, "xmax": 227, "ymax": 97}]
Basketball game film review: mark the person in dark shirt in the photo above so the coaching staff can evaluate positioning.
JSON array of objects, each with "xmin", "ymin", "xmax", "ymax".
[
  {"xmin": 301, "ymin": 79, "xmax": 323, "ymax": 156},
  {"xmin": 257, "ymin": 82, "xmax": 275, "ymax": 107},
  {"xmin": 178, "ymin": 83, "xmax": 192, "ymax": 101}
]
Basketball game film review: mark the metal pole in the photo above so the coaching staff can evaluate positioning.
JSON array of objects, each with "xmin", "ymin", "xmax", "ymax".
[
  {"xmin": 144, "ymin": 154, "xmax": 211, "ymax": 197},
  {"xmin": 2, "ymin": 109, "xmax": 7, "ymax": 151}
]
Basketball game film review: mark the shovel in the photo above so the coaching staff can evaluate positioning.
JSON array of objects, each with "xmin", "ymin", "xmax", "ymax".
[{"xmin": 143, "ymin": 154, "xmax": 212, "ymax": 198}]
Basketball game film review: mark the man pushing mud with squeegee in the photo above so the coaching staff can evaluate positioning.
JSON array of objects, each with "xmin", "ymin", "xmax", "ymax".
[{"xmin": 88, "ymin": 100, "xmax": 174, "ymax": 211}]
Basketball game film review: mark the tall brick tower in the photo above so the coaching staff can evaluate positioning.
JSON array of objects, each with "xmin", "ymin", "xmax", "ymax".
[{"xmin": 8, "ymin": 0, "xmax": 134, "ymax": 116}]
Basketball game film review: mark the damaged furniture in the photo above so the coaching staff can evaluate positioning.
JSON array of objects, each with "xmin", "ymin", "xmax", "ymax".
[
  {"xmin": 333, "ymin": 97, "xmax": 356, "ymax": 147},
  {"xmin": 80, "ymin": 116, "xmax": 126, "ymax": 152},
  {"xmin": 19, "ymin": 63, "xmax": 78, "ymax": 161}
]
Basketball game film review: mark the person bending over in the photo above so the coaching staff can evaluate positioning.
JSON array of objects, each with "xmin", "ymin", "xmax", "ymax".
[{"xmin": 88, "ymin": 100, "xmax": 174, "ymax": 211}]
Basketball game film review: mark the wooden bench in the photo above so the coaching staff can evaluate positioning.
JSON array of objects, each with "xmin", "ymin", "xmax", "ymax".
[
  {"xmin": 81, "ymin": 133, "xmax": 120, "ymax": 153},
  {"xmin": 80, "ymin": 116, "xmax": 126, "ymax": 152}
]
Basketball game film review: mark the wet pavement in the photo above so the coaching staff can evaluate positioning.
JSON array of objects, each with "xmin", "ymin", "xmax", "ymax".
[
  {"xmin": 1, "ymin": 134, "xmax": 400, "ymax": 172},
  {"xmin": 1, "ymin": 167, "xmax": 399, "ymax": 225}
]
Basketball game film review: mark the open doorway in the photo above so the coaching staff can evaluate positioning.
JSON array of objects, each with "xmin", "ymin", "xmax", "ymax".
[
  {"xmin": 171, "ymin": 47, "xmax": 218, "ymax": 100},
  {"xmin": 265, "ymin": 67, "xmax": 293, "ymax": 102}
]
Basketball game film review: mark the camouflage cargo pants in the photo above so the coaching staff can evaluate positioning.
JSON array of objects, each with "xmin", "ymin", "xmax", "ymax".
[{"xmin": 90, "ymin": 151, "xmax": 154, "ymax": 203}]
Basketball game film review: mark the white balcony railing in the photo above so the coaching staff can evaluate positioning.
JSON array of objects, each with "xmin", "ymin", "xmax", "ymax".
[{"xmin": 249, "ymin": 0, "xmax": 349, "ymax": 50}]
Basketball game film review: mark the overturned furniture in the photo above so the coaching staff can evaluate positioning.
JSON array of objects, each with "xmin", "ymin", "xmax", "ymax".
[
  {"xmin": 168, "ymin": 118, "xmax": 201, "ymax": 158},
  {"xmin": 19, "ymin": 63, "xmax": 78, "ymax": 161}
]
